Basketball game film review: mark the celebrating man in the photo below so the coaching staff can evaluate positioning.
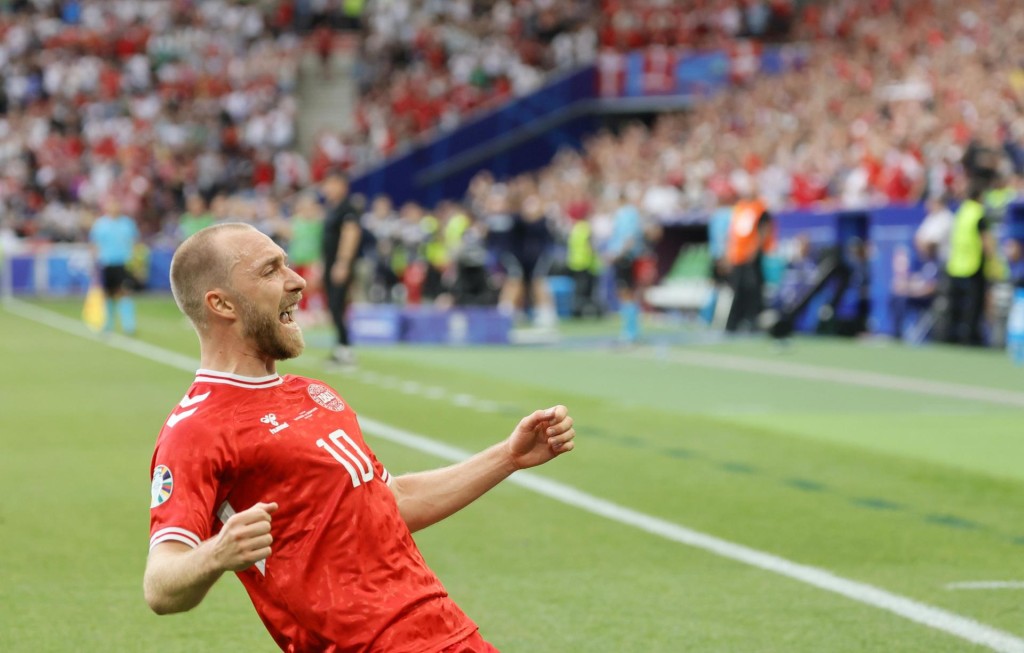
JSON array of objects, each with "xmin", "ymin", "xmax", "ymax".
[{"xmin": 144, "ymin": 223, "xmax": 576, "ymax": 652}]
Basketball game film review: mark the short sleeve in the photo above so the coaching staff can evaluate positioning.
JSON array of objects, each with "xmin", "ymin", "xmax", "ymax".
[{"xmin": 149, "ymin": 421, "xmax": 232, "ymax": 551}]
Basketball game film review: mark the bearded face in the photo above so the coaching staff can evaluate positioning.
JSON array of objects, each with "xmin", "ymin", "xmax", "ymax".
[{"xmin": 234, "ymin": 291, "xmax": 305, "ymax": 361}]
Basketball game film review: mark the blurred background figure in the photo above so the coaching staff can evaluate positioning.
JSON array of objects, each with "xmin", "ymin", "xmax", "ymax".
[
  {"xmin": 507, "ymin": 193, "xmax": 559, "ymax": 329},
  {"xmin": 605, "ymin": 187, "xmax": 646, "ymax": 344},
  {"xmin": 566, "ymin": 211, "xmax": 603, "ymax": 318},
  {"xmin": 915, "ymin": 197, "xmax": 954, "ymax": 269},
  {"xmin": 480, "ymin": 186, "xmax": 519, "ymax": 315},
  {"xmin": 360, "ymin": 194, "xmax": 399, "ymax": 304},
  {"xmin": 449, "ymin": 209, "xmax": 497, "ymax": 307},
  {"xmin": 285, "ymin": 193, "xmax": 325, "ymax": 323},
  {"xmin": 393, "ymin": 201, "xmax": 428, "ymax": 305},
  {"xmin": 944, "ymin": 181, "xmax": 998, "ymax": 346},
  {"xmin": 889, "ymin": 242, "xmax": 940, "ymax": 342},
  {"xmin": 725, "ymin": 190, "xmax": 775, "ymax": 333},
  {"xmin": 320, "ymin": 171, "xmax": 362, "ymax": 366},
  {"xmin": 177, "ymin": 195, "xmax": 214, "ymax": 242},
  {"xmin": 89, "ymin": 197, "xmax": 140, "ymax": 336},
  {"xmin": 419, "ymin": 203, "xmax": 453, "ymax": 306}
]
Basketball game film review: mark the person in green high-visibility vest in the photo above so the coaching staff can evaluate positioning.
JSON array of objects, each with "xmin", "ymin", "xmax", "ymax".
[
  {"xmin": 566, "ymin": 215, "xmax": 603, "ymax": 318},
  {"xmin": 340, "ymin": 0, "xmax": 364, "ymax": 31},
  {"xmin": 421, "ymin": 211, "xmax": 450, "ymax": 303},
  {"xmin": 944, "ymin": 183, "xmax": 998, "ymax": 346}
]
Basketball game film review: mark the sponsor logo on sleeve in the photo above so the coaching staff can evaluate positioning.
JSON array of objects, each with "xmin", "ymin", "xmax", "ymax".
[
  {"xmin": 151, "ymin": 465, "xmax": 173, "ymax": 508},
  {"xmin": 307, "ymin": 384, "xmax": 345, "ymax": 412}
]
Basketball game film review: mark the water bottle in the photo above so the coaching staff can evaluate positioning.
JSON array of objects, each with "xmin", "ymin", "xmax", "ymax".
[{"xmin": 1007, "ymin": 288, "xmax": 1024, "ymax": 365}]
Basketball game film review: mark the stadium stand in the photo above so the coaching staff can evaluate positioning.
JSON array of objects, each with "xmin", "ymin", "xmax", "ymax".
[
  {"xmin": 1, "ymin": 0, "xmax": 304, "ymax": 242},
  {"xmin": 4, "ymin": 0, "xmax": 1023, "ymax": 340},
  {"xmin": 308, "ymin": 0, "xmax": 599, "ymax": 175}
]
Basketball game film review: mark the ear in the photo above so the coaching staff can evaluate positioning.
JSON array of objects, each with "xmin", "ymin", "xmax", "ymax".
[{"xmin": 204, "ymin": 288, "xmax": 238, "ymax": 323}]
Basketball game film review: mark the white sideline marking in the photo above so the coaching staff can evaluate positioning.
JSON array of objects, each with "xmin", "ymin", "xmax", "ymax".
[
  {"xmin": 423, "ymin": 386, "xmax": 447, "ymax": 400},
  {"xmin": 638, "ymin": 349, "xmax": 1024, "ymax": 409},
  {"xmin": 4, "ymin": 299, "xmax": 197, "ymax": 371},
  {"xmin": 947, "ymin": 582, "xmax": 1024, "ymax": 591},
  {"xmin": 7, "ymin": 298, "xmax": 1024, "ymax": 653},
  {"xmin": 474, "ymin": 399, "xmax": 500, "ymax": 413},
  {"xmin": 451, "ymin": 393, "xmax": 476, "ymax": 407}
]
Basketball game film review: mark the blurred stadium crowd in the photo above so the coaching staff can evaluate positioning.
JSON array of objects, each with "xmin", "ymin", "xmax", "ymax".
[{"xmin": 2, "ymin": 0, "xmax": 1024, "ymax": 341}]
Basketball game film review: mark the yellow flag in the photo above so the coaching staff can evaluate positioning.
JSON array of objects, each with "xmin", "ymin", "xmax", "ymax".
[{"xmin": 83, "ymin": 285, "xmax": 106, "ymax": 332}]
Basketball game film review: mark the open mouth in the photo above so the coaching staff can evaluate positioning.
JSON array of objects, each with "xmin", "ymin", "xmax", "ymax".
[{"xmin": 279, "ymin": 305, "xmax": 297, "ymax": 326}]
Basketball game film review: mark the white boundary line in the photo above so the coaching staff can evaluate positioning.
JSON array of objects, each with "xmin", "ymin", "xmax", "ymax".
[
  {"xmin": 947, "ymin": 582, "xmax": 1024, "ymax": 591},
  {"xmin": 7, "ymin": 298, "xmax": 1024, "ymax": 653},
  {"xmin": 634, "ymin": 348, "xmax": 1024, "ymax": 409}
]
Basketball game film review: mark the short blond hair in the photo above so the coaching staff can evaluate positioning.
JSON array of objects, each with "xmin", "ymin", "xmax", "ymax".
[{"xmin": 170, "ymin": 223, "xmax": 255, "ymax": 330}]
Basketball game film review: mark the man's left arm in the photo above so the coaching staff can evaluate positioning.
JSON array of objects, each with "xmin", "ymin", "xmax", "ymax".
[{"xmin": 389, "ymin": 405, "xmax": 575, "ymax": 533}]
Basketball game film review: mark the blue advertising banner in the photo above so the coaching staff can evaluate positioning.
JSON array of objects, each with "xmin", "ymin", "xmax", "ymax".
[{"xmin": 351, "ymin": 66, "xmax": 597, "ymax": 208}]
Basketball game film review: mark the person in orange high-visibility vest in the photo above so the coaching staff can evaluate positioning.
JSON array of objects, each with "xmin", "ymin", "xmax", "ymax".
[{"xmin": 725, "ymin": 197, "xmax": 775, "ymax": 332}]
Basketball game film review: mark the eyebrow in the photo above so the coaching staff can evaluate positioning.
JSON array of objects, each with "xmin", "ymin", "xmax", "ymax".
[{"xmin": 256, "ymin": 253, "xmax": 288, "ymax": 270}]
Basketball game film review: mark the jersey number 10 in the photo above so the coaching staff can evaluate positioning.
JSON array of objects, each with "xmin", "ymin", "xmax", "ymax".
[{"xmin": 316, "ymin": 429, "xmax": 375, "ymax": 487}]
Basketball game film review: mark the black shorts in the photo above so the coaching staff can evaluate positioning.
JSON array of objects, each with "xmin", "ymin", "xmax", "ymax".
[
  {"xmin": 614, "ymin": 258, "xmax": 637, "ymax": 290},
  {"xmin": 100, "ymin": 265, "xmax": 131, "ymax": 295},
  {"xmin": 512, "ymin": 251, "xmax": 554, "ymax": 285}
]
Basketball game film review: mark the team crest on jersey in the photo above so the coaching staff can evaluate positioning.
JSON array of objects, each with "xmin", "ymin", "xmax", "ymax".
[
  {"xmin": 150, "ymin": 465, "xmax": 173, "ymax": 508},
  {"xmin": 307, "ymin": 383, "xmax": 345, "ymax": 411}
]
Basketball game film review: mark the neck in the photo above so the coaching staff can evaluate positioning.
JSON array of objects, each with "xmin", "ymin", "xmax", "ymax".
[{"xmin": 197, "ymin": 337, "xmax": 277, "ymax": 377}]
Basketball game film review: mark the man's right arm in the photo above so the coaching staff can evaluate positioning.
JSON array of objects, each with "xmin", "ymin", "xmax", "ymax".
[{"xmin": 144, "ymin": 502, "xmax": 277, "ymax": 614}]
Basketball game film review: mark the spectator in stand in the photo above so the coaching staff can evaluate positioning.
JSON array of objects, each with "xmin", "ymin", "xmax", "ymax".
[{"xmin": 0, "ymin": 0, "xmax": 303, "ymax": 241}]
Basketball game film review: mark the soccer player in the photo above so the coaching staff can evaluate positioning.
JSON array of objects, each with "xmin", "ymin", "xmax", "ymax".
[
  {"xmin": 144, "ymin": 223, "xmax": 576, "ymax": 652},
  {"xmin": 89, "ymin": 198, "xmax": 140, "ymax": 335}
]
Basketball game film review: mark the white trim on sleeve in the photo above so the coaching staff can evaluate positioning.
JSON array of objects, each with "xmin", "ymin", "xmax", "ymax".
[
  {"xmin": 150, "ymin": 526, "xmax": 201, "ymax": 550},
  {"xmin": 381, "ymin": 468, "xmax": 392, "ymax": 486}
]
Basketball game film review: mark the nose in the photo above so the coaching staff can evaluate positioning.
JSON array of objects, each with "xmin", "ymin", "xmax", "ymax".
[{"xmin": 286, "ymin": 266, "xmax": 307, "ymax": 292}]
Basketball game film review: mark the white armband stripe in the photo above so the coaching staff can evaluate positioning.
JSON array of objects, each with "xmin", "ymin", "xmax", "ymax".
[{"xmin": 150, "ymin": 526, "xmax": 201, "ymax": 550}]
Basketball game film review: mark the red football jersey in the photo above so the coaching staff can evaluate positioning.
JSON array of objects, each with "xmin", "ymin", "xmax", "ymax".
[{"xmin": 149, "ymin": 369, "xmax": 477, "ymax": 652}]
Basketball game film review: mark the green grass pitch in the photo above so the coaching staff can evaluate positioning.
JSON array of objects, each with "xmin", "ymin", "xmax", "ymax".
[{"xmin": 2, "ymin": 296, "xmax": 1024, "ymax": 652}]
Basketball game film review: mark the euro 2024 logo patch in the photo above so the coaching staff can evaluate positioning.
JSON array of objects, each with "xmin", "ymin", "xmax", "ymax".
[
  {"xmin": 307, "ymin": 383, "xmax": 345, "ymax": 412},
  {"xmin": 151, "ymin": 465, "xmax": 173, "ymax": 508}
]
